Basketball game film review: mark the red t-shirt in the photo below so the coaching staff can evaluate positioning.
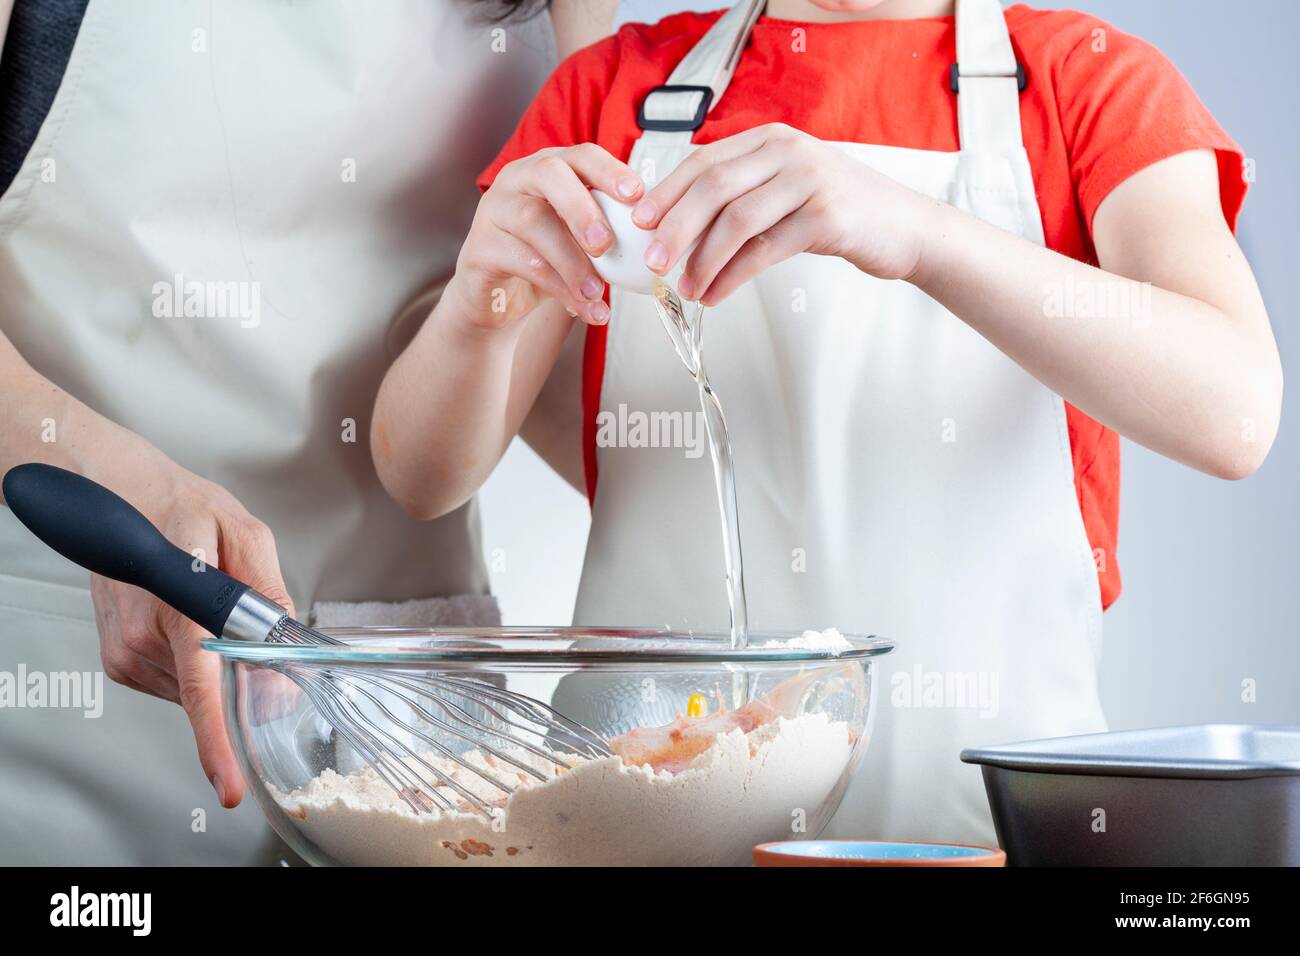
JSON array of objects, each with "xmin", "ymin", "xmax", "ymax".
[{"xmin": 479, "ymin": 4, "xmax": 1248, "ymax": 610}]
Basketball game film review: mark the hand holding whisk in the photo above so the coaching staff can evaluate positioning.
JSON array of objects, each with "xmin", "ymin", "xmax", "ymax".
[{"xmin": 2, "ymin": 463, "xmax": 611, "ymax": 817}]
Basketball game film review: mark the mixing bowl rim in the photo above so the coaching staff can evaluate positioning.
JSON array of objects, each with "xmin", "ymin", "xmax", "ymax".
[{"xmin": 201, "ymin": 625, "xmax": 893, "ymax": 665}]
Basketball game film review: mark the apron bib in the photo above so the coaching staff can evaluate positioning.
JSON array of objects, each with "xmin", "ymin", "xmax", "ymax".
[
  {"xmin": 0, "ymin": 0, "xmax": 550, "ymax": 863},
  {"xmin": 0, "ymin": 0, "xmax": 554, "ymax": 618},
  {"xmin": 574, "ymin": 0, "xmax": 1106, "ymax": 844}
]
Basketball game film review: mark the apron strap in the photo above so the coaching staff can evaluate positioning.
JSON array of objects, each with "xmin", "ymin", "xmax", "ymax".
[
  {"xmin": 636, "ymin": 0, "xmax": 766, "ymax": 158},
  {"xmin": 952, "ymin": 0, "xmax": 1026, "ymax": 151},
  {"xmin": 636, "ymin": 0, "xmax": 1026, "ymax": 158}
]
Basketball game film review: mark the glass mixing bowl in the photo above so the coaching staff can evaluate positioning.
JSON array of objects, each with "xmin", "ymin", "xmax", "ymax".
[{"xmin": 202, "ymin": 627, "xmax": 893, "ymax": 866}]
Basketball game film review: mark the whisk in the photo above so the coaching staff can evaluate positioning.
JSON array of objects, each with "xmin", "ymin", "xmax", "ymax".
[{"xmin": 2, "ymin": 463, "xmax": 611, "ymax": 817}]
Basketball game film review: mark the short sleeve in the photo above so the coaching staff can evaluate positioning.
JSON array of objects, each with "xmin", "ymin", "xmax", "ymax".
[
  {"xmin": 476, "ymin": 37, "xmax": 622, "ymax": 192},
  {"xmin": 1055, "ymin": 23, "xmax": 1248, "ymax": 230}
]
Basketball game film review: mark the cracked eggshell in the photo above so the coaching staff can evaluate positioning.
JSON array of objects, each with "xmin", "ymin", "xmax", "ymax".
[{"xmin": 589, "ymin": 190, "xmax": 657, "ymax": 295}]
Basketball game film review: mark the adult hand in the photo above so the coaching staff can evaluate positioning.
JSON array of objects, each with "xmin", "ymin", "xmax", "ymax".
[
  {"xmin": 630, "ymin": 123, "xmax": 934, "ymax": 304},
  {"xmin": 77, "ymin": 424, "xmax": 293, "ymax": 807}
]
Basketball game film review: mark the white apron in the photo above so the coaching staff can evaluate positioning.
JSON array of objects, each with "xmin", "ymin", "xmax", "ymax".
[
  {"xmin": 0, "ymin": 0, "xmax": 550, "ymax": 863},
  {"xmin": 574, "ymin": 0, "xmax": 1107, "ymax": 845}
]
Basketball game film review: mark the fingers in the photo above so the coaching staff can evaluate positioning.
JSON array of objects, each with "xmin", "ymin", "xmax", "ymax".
[
  {"xmin": 164, "ymin": 503, "xmax": 295, "ymax": 808},
  {"xmin": 471, "ymin": 144, "xmax": 640, "ymax": 324},
  {"xmin": 90, "ymin": 575, "xmax": 178, "ymax": 679},
  {"xmin": 473, "ymin": 232, "xmax": 609, "ymax": 326},
  {"xmin": 132, "ymin": 659, "xmax": 180, "ymax": 703},
  {"xmin": 700, "ymin": 212, "xmax": 818, "ymax": 305},
  {"xmin": 152, "ymin": 516, "xmax": 248, "ymax": 806},
  {"xmin": 632, "ymin": 125, "xmax": 773, "ymax": 231},
  {"xmin": 648, "ymin": 148, "xmax": 782, "ymax": 287},
  {"xmin": 91, "ymin": 573, "xmax": 180, "ymax": 702},
  {"xmin": 101, "ymin": 649, "xmax": 180, "ymax": 703},
  {"xmin": 486, "ymin": 197, "xmax": 609, "ymax": 324},
  {"xmin": 624, "ymin": 125, "xmax": 823, "ymax": 300},
  {"xmin": 513, "ymin": 144, "xmax": 643, "ymax": 257},
  {"xmin": 216, "ymin": 514, "xmax": 294, "ymax": 618},
  {"xmin": 87, "ymin": 480, "xmax": 281, "ymax": 809},
  {"xmin": 681, "ymin": 172, "xmax": 806, "ymax": 301},
  {"xmin": 558, "ymin": 142, "xmax": 645, "ymax": 204},
  {"xmin": 173, "ymin": 617, "xmax": 244, "ymax": 807}
]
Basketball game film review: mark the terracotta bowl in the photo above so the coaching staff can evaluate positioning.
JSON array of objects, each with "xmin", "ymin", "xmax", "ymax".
[{"xmin": 753, "ymin": 840, "xmax": 1006, "ymax": 867}]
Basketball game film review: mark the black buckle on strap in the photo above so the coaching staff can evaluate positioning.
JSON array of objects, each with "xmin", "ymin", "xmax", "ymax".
[
  {"xmin": 637, "ymin": 84, "xmax": 714, "ymax": 132},
  {"xmin": 949, "ymin": 61, "xmax": 1027, "ymax": 93}
]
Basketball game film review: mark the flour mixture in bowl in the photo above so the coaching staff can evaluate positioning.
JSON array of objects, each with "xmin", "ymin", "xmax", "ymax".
[
  {"xmin": 275, "ymin": 710, "xmax": 852, "ymax": 866},
  {"xmin": 207, "ymin": 627, "xmax": 892, "ymax": 866}
]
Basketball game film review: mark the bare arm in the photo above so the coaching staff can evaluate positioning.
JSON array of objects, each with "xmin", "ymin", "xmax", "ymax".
[
  {"xmin": 374, "ymin": 3, "xmax": 625, "ymax": 509},
  {"xmin": 371, "ymin": 144, "xmax": 644, "ymax": 518},
  {"xmin": 373, "ymin": 287, "xmax": 577, "ymax": 516},
  {"xmin": 517, "ymin": 317, "xmax": 587, "ymax": 491},
  {"xmin": 0, "ymin": 332, "xmax": 137, "ymax": 484},
  {"xmin": 0, "ymin": 0, "xmax": 279, "ymax": 795},
  {"xmin": 1, "ymin": 330, "xmax": 296, "ymax": 808},
  {"xmin": 511, "ymin": 0, "xmax": 622, "ymax": 493},
  {"xmin": 635, "ymin": 129, "xmax": 1281, "ymax": 480},
  {"xmin": 910, "ymin": 149, "xmax": 1280, "ymax": 479}
]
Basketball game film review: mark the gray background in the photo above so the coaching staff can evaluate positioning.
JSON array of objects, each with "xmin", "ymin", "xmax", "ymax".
[{"xmin": 479, "ymin": 0, "xmax": 1299, "ymax": 728}]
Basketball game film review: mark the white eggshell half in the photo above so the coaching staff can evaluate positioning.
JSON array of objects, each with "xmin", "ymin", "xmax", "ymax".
[{"xmin": 589, "ymin": 190, "xmax": 657, "ymax": 295}]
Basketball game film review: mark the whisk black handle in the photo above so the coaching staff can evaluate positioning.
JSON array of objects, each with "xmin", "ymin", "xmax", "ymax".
[{"xmin": 2, "ymin": 463, "xmax": 252, "ymax": 636}]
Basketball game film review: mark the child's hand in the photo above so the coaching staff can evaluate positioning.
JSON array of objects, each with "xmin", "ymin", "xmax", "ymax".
[
  {"xmin": 449, "ymin": 145, "xmax": 644, "ymax": 329},
  {"xmin": 631, "ymin": 124, "xmax": 933, "ymax": 304}
]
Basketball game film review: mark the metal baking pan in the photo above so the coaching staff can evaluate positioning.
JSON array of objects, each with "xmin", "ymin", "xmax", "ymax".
[{"xmin": 961, "ymin": 724, "xmax": 1300, "ymax": 866}]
